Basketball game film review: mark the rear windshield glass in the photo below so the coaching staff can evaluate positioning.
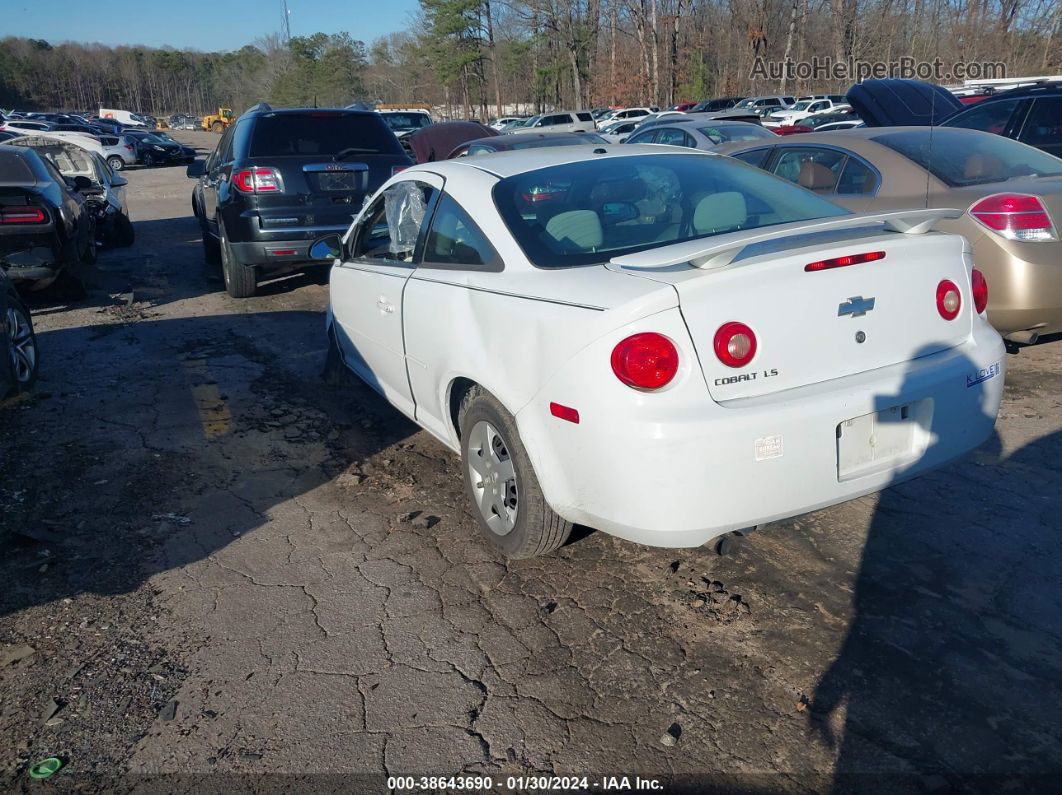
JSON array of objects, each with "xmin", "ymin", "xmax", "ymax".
[
  {"xmin": 380, "ymin": 113, "xmax": 432, "ymax": 133},
  {"xmin": 250, "ymin": 113, "xmax": 403, "ymax": 157},
  {"xmin": 872, "ymin": 129, "xmax": 1062, "ymax": 187},
  {"xmin": 493, "ymin": 153, "xmax": 848, "ymax": 267},
  {"xmin": 697, "ymin": 124, "xmax": 776, "ymax": 143}
]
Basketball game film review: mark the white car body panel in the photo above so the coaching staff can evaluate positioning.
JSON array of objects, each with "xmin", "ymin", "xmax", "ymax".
[{"xmin": 327, "ymin": 147, "xmax": 1004, "ymax": 548}]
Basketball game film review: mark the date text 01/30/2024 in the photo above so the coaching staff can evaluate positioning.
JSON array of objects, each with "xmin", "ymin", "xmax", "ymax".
[{"xmin": 387, "ymin": 775, "xmax": 664, "ymax": 790}]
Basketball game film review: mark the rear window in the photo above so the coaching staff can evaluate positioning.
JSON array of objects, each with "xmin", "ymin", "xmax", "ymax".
[
  {"xmin": 249, "ymin": 113, "xmax": 403, "ymax": 157},
  {"xmin": 873, "ymin": 129, "xmax": 1062, "ymax": 187},
  {"xmin": 697, "ymin": 124, "xmax": 776, "ymax": 143},
  {"xmin": 576, "ymin": 112, "xmax": 593, "ymax": 122},
  {"xmin": 493, "ymin": 153, "xmax": 847, "ymax": 268}
]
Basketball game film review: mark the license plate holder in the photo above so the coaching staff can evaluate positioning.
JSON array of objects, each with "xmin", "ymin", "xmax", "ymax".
[{"xmin": 837, "ymin": 400, "xmax": 930, "ymax": 481}]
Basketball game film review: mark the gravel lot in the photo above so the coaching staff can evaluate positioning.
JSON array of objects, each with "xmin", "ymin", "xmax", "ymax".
[{"xmin": 1, "ymin": 130, "xmax": 1060, "ymax": 792}]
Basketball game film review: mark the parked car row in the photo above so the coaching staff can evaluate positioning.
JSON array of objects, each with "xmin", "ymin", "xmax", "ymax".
[{"xmin": 173, "ymin": 85, "xmax": 1056, "ymax": 558}]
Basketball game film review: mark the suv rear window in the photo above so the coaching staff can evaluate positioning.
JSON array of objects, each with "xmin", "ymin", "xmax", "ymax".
[{"xmin": 249, "ymin": 113, "xmax": 403, "ymax": 158}]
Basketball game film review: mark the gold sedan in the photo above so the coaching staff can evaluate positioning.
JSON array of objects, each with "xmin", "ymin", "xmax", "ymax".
[{"xmin": 715, "ymin": 127, "xmax": 1062, "ymax": 344}]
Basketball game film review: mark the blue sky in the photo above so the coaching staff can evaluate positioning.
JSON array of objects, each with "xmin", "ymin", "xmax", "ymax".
[{"xmin": 1, "ymin": 0, "xmax": 421, "ymax": 50}]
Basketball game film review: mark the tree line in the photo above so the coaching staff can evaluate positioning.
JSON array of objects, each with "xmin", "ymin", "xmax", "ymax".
[{"xmin": 1, "ymin": 0, "xmax": 1058, "ymax": 120}]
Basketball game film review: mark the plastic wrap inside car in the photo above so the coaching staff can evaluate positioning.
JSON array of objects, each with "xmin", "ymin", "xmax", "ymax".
[{"xmin": 385, "ymin": 182, "xmax": 427, "ymax": 256}]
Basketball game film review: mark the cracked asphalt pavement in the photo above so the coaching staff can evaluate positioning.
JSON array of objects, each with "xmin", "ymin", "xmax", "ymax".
[{"xmin": 1, "ymin": 131, "xmax": 1061, "ymax": 792}]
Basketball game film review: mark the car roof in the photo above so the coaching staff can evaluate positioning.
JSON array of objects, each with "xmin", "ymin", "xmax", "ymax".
[
  {"xmin": 657, "ymin": 118, "xmax": 762, "ymax": 128},
  {"xmin": 714, "ymin": 125, "xmax": 998, "ymax": 153},
  {"xmin": 414, "ymin": 143, "xmax": 711, "ymax": 179}
]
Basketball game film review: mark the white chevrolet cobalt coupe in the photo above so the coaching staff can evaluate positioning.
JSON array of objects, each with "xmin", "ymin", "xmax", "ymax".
[{"xmin": 317, "ymin": 146, "xmax": 1005, "ymax": 558}]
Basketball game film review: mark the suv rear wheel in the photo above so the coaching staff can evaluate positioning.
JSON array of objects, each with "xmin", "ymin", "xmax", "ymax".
[{"xmin": 219, "ymin": 223, "xmax": 257, "ymax": 298}]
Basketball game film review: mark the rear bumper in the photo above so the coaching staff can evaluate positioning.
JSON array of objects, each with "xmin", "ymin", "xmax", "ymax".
[
  {"xmin": 228, "ymin": 234, "xmax": 344, "ymax": 270},
  {"xmin": 224, "ymin": 211, "xmax": 351, "ymax": 268},
  {"xmin": 1, "ymin": 245, "xmax": 62, "ymax": 284},
  {"xmin": 517, "ymin": 320, "xmax": 1005, "ymax": 548}
]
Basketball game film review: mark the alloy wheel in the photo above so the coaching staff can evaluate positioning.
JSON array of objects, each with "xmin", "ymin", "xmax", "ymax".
[
  {"xmin": 467, "ymin": 420, "xmax": 519, "ymax": 536},
  {"xmin": 5, "ymin": 307, "xmax": 36, "ymax": 384}
]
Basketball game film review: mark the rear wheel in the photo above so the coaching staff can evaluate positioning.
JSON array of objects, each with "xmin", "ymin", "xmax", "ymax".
[
  {"xmin": 3, "ymin": 297, "xmax": 38, "ymax": 396},
  {"xmin": 459, "ymin": 387, "xmax": 571, "ymax": 558},
  {"xmin": 201, "ymin": 216, "xmax": 221, "ymax": 267},
  {"xmin": 142, "ymin": 151, "xmax": 155, "ymax": 167},
  {"xmin": 113, "ymin": 213, "xmax": 135, "ymax": 247},
  {"xmin": 107, "ymin": 155, "xmax": 124, "ymax": 171},
  {"xmin": 219, "ymin": 223, "xmax": 256, "ymax": 298},
  {"xmin": 211, "ymin": 121, "xmax": 224, "ymax": 134}
]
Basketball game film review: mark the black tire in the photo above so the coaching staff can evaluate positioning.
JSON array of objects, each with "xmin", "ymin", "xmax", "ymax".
[
  {"xmin": 107, "ymin": 156, "xmax": 124, "ymax": 172},
  {"xmin": 219, "ymin": 223, "xmax": 256, "ymax": 298},
  {"xmin": 201, "ymin": 216, "xmax": 221, "ymax": 267},
  {"xmin": 211, "ymin": 121, "xmax": 224, "ymax": 134},
  {"xmin": 113, "ymin": 213, "xmax": 135, "ymax": 247},
  {"xmin": 458, "ymin": 387, "xmax": 572, "ymax": 558},
  {"xmin": 142, "ymin": 151, "xmax": 155, "ymax": 167},
  {"xmin": 2, "ymin": 294, "xmax": 38, "ymax": 397}
]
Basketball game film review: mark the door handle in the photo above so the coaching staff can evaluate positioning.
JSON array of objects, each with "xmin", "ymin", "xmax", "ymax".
[{"xmin": 376, "ymin": 296, "xmax": 395, "ymax": 314}]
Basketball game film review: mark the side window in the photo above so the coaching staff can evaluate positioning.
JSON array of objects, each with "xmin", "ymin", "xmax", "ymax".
[
  {"xmin": 627, "ymin": 130, "xmax": 658, "ymax": 144},
  {"xmin": 943, "ymin": 98, "xmax": 1021, "ymax": 135},
  {"xmin": 836, "ymin": 157, "xmax": 879, "ymax": 195},
  {"xmin": 656, "ymin": 128, "xmax": 688, "ymax": 146},
  {"xmin": 576, "ymin": 112, "xmax": 593, "ymax": 122},
  {"xmin": 729, "ymin": 147, "xmax": 771, "ymax": 168},
  {"xmin": 1018, "ymin": 98, "xmax": 1062, "ymax": 150},
  {"xmin": 771, "ymin": 147, "xmax": 845, "ymax": 193},
  {"xmin": 353, "ymin": 181, "xmax": 437, "ymax": 262},
  {"xmin": 422, "ymin": 193, "xmax": 501, "ymax": 271}
]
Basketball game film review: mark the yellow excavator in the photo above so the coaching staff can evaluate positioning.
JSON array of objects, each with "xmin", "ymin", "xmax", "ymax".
[{"xmin": 202, "ymin": 108, "xmax": 234, "ymax": 133}]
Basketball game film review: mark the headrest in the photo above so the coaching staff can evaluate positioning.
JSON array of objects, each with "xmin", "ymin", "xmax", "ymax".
[
  {"xmin": 798, "ymin": 160, "xmax": 837, "ymax": 191},
  {"xmin": 544, "ymin": 210, "xmax": 603, "ymax": 252},
  {"xmin": 693, "ymin": 192, "xmax": 747, "ymax": 234}
]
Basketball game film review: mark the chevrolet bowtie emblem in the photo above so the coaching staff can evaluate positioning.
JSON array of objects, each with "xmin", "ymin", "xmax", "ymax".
[{"xmin": 838, "ymin": 296, "xmax": 876, "ymax": 318}]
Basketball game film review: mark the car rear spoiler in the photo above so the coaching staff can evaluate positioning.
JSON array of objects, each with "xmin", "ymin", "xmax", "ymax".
[{"xmin": 609, "ymin": 208, "xmax": 963, "ymax": 271}]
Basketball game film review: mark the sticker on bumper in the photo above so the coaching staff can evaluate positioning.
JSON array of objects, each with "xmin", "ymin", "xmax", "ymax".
[
  {"xmin": 966, "ymin": 361, "xmax": 1001, "ymax": 388},
  {"xmin": 755, "ymin": 434, "xmax": 783, "ymax": 461}
]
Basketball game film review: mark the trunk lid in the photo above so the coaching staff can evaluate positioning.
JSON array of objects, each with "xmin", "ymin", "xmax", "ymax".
[{"xmin": 608, "ymin": 226, "xmax": 975, "ymax": 400}]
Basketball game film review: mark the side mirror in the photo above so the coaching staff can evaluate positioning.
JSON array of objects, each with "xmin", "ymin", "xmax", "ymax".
[
  {"xmin": 309, "ymin": 234, "xmax": 344, "ymax": 261},
  {"xmin": 186, "ymin": 159, "xmax": 205, "ymax": 178},
  {"xmin": 111, "ymin": 174, "xmax": 128, "ymax": 187}
]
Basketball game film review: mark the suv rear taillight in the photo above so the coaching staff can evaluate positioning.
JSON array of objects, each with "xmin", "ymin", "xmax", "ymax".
[
  {"xmin": 713, "ymin": 322, "xmax": 757, "ymax": 368},
  {"xmin": 969, "ymin": 194, "xmax": 1057, "ymax": 242},
  {"xmin": 611, "ymin": 333, "xmax": 679, "ymax": 390},
  {"xmin": 0, "ymin": 207, "xmax": 46, "ymax": 224},
  {"xmin": 232, "ymin": 167, "xmax": 284, "ymax": 194},
  {"xmin": 972, "ymin": 268, "xmax": 989, "ymax": 314},
  {"xmin": 936, "ymin": 279, "xmax": 961, "ymax": 320}
]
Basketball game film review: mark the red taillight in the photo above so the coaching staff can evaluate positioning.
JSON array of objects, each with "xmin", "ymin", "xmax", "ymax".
[
  {"xmin": 805, "ymin": 250, "xmax": 885, "ymax": 272},
  {"xmin": 969, "ymin": 194, "xmax": 1057, "ymax": 242},
  {"xmin": 0, "ymin": 207, "xmax": 46, "ymax": 224},
  {"xmin": 713, "ymin": 322, "xmax": 757, "ymax": 368},
  {"xmin": 269, "ymin": 249, "xmax": 298, "ymax": 257},
  {"xmin": 549, "ymin": 402, "xmax": 580, "ymax": 424},
  {"xmin": 936, "ymin": 279, "xmax": 961, "ymax": 320},
  {"xmin": 971, "ymin": 268, "xmax": 989, "ymax": 314},
  {"xmin": 232, "ymin": 167, "xmax": 283, "ymax": 193},
  {"xmin": 610, "ymin": 333, "xmax": 679, "ymax": 390},
  {"xmin": 391, "ymin": 165, "xmax": 407, "ymax": 176},
  {"xmin": 125, "ymin": 144, "xmax": 134, "ymax": 151}
]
